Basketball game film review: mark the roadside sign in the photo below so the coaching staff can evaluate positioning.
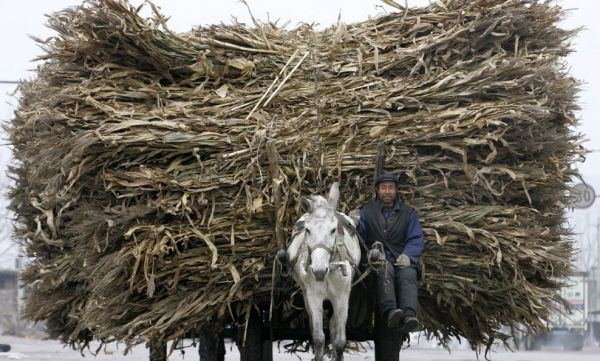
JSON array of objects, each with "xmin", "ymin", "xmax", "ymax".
[{"xmin": 572, "ymin": 183, "xmax": 595, "ymax": 209}]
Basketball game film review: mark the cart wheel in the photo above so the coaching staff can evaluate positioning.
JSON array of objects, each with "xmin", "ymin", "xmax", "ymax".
[
  {"xmin": 148, "ymin": 341, "xmax": 167, "ymax": 361},
  {"xmin": 198, "ymin": 333, "xmax": 225, "ymax": 361},
  {"xmin": 262, "ymin": 339, "xmax": 273, "ymax": 361},
  {"xmin": 239, "ymin": 310, "xmax": 270, "ymax": 361}
]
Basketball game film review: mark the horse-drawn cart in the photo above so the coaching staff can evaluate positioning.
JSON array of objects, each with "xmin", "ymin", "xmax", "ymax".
[
  {"xmin": 150, "ymin": 262, "xmax": 406, "ymax": 361},
  {"xmin": 148, "ymin": 143, "xmax": 402, "ymax": 361},
  {"xmin": 9, "ymin": 2, "xmax": 581, "ymax": 360}
]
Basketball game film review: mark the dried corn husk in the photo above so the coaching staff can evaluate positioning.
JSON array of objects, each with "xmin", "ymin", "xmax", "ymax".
[{"xmin": 6, "ymin": 0, "xmax": 584, "ymax": 353}]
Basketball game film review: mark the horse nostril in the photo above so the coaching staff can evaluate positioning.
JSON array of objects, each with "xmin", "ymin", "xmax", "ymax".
[{"xmin": 312, "ymin": 269, "xmax": 327, "ymax": 282}]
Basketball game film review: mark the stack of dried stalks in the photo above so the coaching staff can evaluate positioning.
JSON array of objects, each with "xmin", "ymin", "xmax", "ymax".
[{"xmin": 7, "ymin": 0, "xmax": 584, "ymax": 352}]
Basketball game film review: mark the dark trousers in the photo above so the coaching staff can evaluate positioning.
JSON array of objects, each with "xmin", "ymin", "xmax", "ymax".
[{"xmin": 375, "ymin": 260, "xmax": 418, "ymax": 318}]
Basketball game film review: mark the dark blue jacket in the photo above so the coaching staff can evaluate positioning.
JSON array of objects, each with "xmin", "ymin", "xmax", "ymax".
[{"xmin": 357, "ymin": 200, "xmax": 424, "ymax": 265}]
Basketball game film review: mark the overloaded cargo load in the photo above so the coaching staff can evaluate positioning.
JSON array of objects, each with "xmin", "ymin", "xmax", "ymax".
[{"xmin": 6, "ymin": 0, "xmax": 584, "ymax": 352}]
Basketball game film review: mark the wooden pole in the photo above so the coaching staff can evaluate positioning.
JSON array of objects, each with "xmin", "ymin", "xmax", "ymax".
[
  {"xmin": 266, "ymin": 140, "xmax": 285, "ymax": 251},
  {"xmin": 374, "ymin": 141, "xmax": 386, "ymax": 181}
]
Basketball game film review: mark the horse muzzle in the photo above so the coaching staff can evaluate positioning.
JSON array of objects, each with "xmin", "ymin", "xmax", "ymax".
[{"xmin": 311, "ymin": 267, "xmax": 329, "ymax": 282}]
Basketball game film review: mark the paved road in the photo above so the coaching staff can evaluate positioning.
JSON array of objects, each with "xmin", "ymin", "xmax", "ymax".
[{"xmin": 0, "ymin": 335, "xmax": 599, "ymax": 361}]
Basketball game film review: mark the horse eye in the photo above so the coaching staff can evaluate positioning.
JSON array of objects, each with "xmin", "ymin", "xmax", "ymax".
[
  {"xmin": 305, "ymin": 228, "xmax": 311, "ymax": 235},
  {"xmin": 330, "ymin": 228, "xmax": 336, "ymax": 235}
]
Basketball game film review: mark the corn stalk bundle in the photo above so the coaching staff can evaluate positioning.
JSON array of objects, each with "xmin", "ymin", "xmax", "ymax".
[{"xmin": 7, "ymin": 0, "xmax": 584, "ymax": 352}]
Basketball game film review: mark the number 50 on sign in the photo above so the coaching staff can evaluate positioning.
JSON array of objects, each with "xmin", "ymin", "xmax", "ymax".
[{"xmin": 572, "ymin": 183, "xmax": 595, "ymax": 209}]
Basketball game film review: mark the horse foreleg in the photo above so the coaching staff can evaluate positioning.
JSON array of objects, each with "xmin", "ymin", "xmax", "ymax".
[
  {"xmin": 305, "ymin": 290, "xmax": 325, "ymax": 361},
  {"xmin": 330, "ymin": 289, "xmax": 350, "ymax": 361},
  {"xmin": 329, "ymin": 309, "xmax": 339, "ymax": 360}
]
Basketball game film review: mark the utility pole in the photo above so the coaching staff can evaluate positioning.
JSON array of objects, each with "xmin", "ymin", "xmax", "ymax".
[
  {"xmin": 586, "ymin": 218, "xmax": 600, "ymax": 344},
  {"xmin": 588, "ymin": 218, "xmax": 600, "ymax": 345},
  {"xmin": 597, "ymin": 217, "xmax": 600, "ymax": 272},
  {"xmin": 596, "ymin": 218, "xmax": 600, "ymax": 310}
]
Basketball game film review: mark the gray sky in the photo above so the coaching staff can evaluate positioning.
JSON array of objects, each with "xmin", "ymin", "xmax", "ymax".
[{"xmin": 0, "ymin": 0, "xmax": 598, "ymax": 270}]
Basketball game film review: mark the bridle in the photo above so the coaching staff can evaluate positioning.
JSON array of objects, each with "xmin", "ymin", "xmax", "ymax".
[
  {"xmin": 306, "ymin": 242, "xmax": 335, "ymax": 256},
  {"xmin": 302, "ymin": 212, "xmax": 355, "ymax": 275},
  {"xmin": 303, "ymin": 227, "xmax": 337, "ymax": 272}
]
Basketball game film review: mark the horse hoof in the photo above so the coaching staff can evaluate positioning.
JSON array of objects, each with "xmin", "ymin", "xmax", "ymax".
[{"xmin": 276, "ymin": 250, "xmax": 289, "ymax": 264}]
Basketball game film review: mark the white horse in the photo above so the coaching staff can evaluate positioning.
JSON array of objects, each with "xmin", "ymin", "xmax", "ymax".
[{"xmin": 286, "ymin": 183, "xmax": 361, "ymax": 361}]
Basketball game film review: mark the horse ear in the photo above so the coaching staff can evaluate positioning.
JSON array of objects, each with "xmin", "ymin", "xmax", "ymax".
[
  {"xmin": 301, "ymin": 196, "xmax": 314, "ymax": 213},
  {"xmin": 328, "ymin": 182, "xmax": 340, "ymax": 210}
]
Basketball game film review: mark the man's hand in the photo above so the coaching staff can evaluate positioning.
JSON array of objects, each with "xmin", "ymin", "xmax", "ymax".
[
  {"xmin": 395, "ymin": 254, "xmax": 411, "ymax": 268},
  {"xmin": 348, "ymin": 209, "xmax": 360, "ymax": 226}
]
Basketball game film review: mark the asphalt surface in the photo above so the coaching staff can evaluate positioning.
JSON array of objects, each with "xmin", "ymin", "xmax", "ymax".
[{"xmin": 0, "ymin": 335, "xmax": 599, "ymax": 360}]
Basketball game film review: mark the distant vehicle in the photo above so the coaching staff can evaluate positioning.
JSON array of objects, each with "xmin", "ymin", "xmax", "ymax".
[{"xmin": 521, "ymin": 272, "xmax": 587, "ymax": 351}]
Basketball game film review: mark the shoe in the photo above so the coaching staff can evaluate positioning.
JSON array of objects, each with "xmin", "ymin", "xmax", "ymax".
[
  {"xmin": 399, "ymin": 316, "xmax": 419, "ymax": 333},
  {"xmin": 386, "ymin": 309, "xmax": 404, "ymax": 328}
]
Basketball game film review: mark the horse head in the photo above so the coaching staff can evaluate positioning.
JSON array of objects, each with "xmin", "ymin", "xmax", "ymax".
[{"xmin": 302, "ymin": 182, "xmax": 340, "ymax": 282}]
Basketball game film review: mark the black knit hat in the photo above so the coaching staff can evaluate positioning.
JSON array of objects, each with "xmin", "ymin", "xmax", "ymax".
[{"xmin": 374, "ymin": 173, "xmax": 398, "ymax": 187}]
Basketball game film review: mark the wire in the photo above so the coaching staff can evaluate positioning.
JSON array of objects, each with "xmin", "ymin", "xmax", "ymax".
[{"xmin": 0, "ymin": 81, "xmax": 19, "ymax": 84}]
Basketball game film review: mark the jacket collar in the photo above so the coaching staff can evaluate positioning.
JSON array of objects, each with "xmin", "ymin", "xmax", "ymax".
[{"xmin": 375, "ymin": 198, "xmax": 401, "ymax": 213}]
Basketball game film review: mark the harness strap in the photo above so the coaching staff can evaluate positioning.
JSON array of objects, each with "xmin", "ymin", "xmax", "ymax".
[
  {"xmin": 287, "ymin": 212, "xmax": 360, "ymax": 275},
  {"xmin": 351, "ymin": 267, "xmax": 372, "ymax": 287},
  {"xmin": 333, "ymin": 212, "xmax": 360, "ymax": 268},
  {"xmin": 286, "ymin": 229, "xmax": 304, "ymax": 272},
  {"xmin": 310, "ymin": 243, "xmax": 334, "ymax": 254}
]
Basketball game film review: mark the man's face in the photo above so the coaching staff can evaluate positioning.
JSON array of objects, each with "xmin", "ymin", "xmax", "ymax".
[{"xmin": 377, "ymin": 181, "xmax": 397, "ymax": 206}]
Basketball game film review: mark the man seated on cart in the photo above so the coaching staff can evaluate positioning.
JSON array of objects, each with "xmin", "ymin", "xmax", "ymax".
[{"xmin": 355, "ymin": 173, "xmax": 424, "ymax": 332}]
